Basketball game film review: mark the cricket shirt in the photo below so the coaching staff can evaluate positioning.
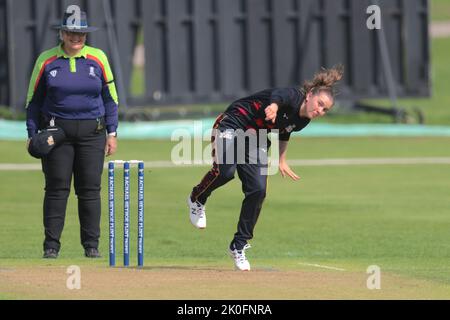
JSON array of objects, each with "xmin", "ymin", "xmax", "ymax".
[
  {"xmin": 25, "ymin": 44, "xmax": 119, "ymax": 138},
  {"xmin": 223, "ymin": 87, "xmax": 311, "ymax": 141}
]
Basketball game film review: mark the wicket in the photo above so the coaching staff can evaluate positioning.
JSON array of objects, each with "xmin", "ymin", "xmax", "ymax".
[{"xmin": 108, "ymin": 160, "xmax": 144, "ymax": 267}]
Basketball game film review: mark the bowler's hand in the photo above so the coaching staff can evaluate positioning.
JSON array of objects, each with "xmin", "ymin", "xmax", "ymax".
[
  {"xmin": 265, "ymin": 103, "xmax": 279, "ymax": 123},
  {"xmin": 279, "ymin": 160, "xmax": 300, "ymax": 181},
  {"xmin": 105, "ymin": 136, "xmax": 117, "ymax": 156}
]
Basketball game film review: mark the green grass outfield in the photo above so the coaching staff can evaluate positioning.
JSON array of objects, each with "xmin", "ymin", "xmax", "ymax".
[
  {"xmin": 0, "ymin": 137, "xmax": 449, "ymax": 299},
  {"xmin": 431, "ymin": 0, "xmax": 450, "ymax": 21}
]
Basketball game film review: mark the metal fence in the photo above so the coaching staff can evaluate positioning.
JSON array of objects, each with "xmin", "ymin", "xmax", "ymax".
[
  {"xmin": 0, "ymin": 0, "xmax": 8, "ymax": 107},
  {"xmin": 1, "ymin": 0, "xmax": 430, "ymax": 113}
]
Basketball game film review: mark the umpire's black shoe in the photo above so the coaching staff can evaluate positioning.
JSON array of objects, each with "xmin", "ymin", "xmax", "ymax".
[
  {"xmin": 85, "ymin": 248, "xmax": 101, "ymax": 258},
  {"xmin": 43, "ymin": 248, "xmax": 58, "ymax": 259}
]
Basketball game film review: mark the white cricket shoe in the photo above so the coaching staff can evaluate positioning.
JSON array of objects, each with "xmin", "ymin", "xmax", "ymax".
[
  {"xmin": 229, "ymin": 243, "xmax": 251, "ymax": 271},
  {"xmin": 188, "ymin": 196, "xmax": 206, "ymax": 229}
]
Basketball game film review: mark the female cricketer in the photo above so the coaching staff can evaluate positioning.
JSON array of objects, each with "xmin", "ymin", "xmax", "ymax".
[{"xmin": 188, "ymin": 65, "xmax": 344, "ymax": 270}]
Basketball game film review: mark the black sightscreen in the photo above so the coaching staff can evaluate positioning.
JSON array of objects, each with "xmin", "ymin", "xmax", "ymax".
[{"xmin": 1, "ymin": 0, "xmax": 430, "ymax": 111}]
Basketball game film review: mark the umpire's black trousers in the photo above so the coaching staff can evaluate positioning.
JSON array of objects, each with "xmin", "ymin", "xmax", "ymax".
[
  {"xmin": 41, "ymin": 118, "xmax": 106, "ymax": 252},
  {"xmin": 191, "ymin": 114, "xmax": 268, "ymax": 250}
]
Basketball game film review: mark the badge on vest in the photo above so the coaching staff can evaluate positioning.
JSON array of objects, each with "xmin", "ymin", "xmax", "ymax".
[
  {"xmin": 50, "ymin": 70, "xmax": 58, "ymax": 78},
  {"xmin": 89, "ymin": 66, "xmax": 96, "ymax": 77}
]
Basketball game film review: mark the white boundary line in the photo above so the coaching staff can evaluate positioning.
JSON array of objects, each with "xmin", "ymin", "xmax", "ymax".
[
  {"xmin": 288, "ymin": 157, "xmax": 450, "ymax": 166},
  {"xmin": 298, "ymin": 263, "xmax": 346, "ymax": 271},
  {"xmin": 1, "ymin": 157, "xmax": 450, "ymax": 170}
]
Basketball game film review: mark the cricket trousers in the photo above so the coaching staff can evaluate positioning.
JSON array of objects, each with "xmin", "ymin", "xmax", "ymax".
[
  {"xmin": 41, "ymin": 118, "xmax": 106, "ymax": 252},
  {"xmin": 190, "ymin": 114, "xmax": 268, "ymax": 250}
]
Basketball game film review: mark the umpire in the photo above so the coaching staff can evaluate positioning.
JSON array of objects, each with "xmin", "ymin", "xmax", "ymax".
[{"xmin": 25, "ymin": 8, "xmax": 119, "ymax": 258}]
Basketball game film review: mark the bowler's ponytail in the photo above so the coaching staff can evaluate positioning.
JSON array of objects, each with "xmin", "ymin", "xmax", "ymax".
[{"xmin": 302, "ymin": 64, "xmax": 344, "ymax": 98}]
